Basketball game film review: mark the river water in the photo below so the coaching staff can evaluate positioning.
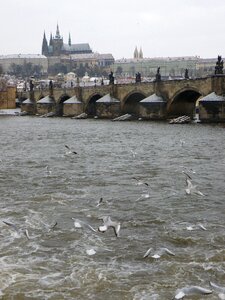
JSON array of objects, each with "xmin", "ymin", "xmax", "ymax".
[{"xmin": 0, "ymin": 116, "xmax": 225, "ymax": 299}]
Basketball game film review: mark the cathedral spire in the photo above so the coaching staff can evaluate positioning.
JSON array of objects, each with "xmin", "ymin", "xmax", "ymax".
[
  {"xmin": 68, "ymin": 32, "xmax": 71, "ymax": 46},
  {"xmin": 49, "ymin": 32, "xmax": 53, "ymax": 46},
  {"xmin": 41, "ymin": 31, "xmax": 48, "ymax": 56},
  {"xmin": 139, "ymin": 47, "xmax": 143, "ymax": 59},
  {"xmin": 134, "ymin": 46, "xmax": 138, "ymax": 59},
  {"xmin": 55, "ymin": 23, "xmax": 61, "ymax": 39}
]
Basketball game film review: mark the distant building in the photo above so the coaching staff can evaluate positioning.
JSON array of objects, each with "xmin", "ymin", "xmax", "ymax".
[
  {"xmin": 113, "ymin": 48, "xmax": 217, "ymax": 78},
  {"xmin": 0, "ymin": 54, "xmax": 48, "ymax": 74},
  {"xmin": 61, "ymin": 53, "xmax": 114, "ymax": 68},
  {"xmin": 42, "ymin": 24, "xmax": 92, "ymax": 57}
]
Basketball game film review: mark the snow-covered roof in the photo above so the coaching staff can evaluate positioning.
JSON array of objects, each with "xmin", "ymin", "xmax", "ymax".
[
  {"xmin": 140, "ymin": 94, "xmax": 165, "ymax": 103},
  {"xmin": 22, "ymin": 98, "xmax": 35, "ymax": 104},
  {"xmin": 37, "ymin": 96, "xmax": 55, "ymax": 104},
  {"xmin": 62, "ymin": 43, "xmax": 91, "ymax": 52},
  {"xmin": 96, "ymin": 94, "xmax": 120, "ymax": 103},
  {"xmin": 0, "ymin": 54, "xmax": 47, "ymax": 59},
  {"xmin": 199, "ymin": 92, "xmax": 225, "ymax": 102},
  {"xmin": 64, "ymin": 96, "xmax": 82, "ymax": 104}
]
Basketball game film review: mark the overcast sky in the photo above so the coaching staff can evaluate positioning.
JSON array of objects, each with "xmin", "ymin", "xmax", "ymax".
[{"xmin": 1, "ymin": 0, "xmax": 225, "ymax": 59}]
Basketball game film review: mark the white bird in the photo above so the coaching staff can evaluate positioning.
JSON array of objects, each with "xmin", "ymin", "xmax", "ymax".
[
  {"xmin": 3, "ymin": 220, "xmax": 30, "ymax": 240},
  {"xmin": 45, "ymin": 165, "xmax": 52, "ymax": 176},
  {"xmin": 72, "ymin": 218, "xmax": 97, "ymax": 232},
  {"xmin": 65, "ymin": 145, "xmax": 77, "ymax": 155},
  {"xmin": 98, "ymin": 216, "xmax": 120, "ymax": 237},
  {"xmin": 186, "ymin": 223, "xmax": 207, "ymax": 231},
  {"xmin": 132, "ymin": 177, "xmax": 149, "ymax": 186},
  {"xmin": 86, "ymin": 248, "xmax": 96, "ymax": 256},
  {"xmin": 143, "ymin": 247, "xmax": 175, "ymax": 259},
  {"xmin": 130, "ymin": 150, "xmax": 137, "ymax": 158},
  {"xmin": 173, "ymin": 286, "xmax": 212, "ymax": 299},
  {"xmin": 185, "ymin": 178, "xmax": 204, "ymax": 196},
  {"xmin": 96, "ymin": 197, "xmax": 103, "ymax": 207}
]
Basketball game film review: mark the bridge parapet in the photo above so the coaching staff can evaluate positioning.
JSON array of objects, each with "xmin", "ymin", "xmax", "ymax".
[{"xmin": 18, "ymin": 75, "xmax": 225, "ymax": 118}]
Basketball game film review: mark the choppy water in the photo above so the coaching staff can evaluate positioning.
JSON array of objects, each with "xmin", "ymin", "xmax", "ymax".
[{"xmin": 0, "ymin": 116, "xmax": 225, "ymax": 299}]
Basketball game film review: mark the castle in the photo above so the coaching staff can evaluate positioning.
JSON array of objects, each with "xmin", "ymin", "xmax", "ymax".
[{"xmin": 41, "ymin": 24, "xmax": 93, "ymax": 57}]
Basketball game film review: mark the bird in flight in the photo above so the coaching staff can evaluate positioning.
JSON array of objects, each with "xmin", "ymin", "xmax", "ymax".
[{"xmin": 65, "ymin": 145, "xmax": 77, "ymax": 155}]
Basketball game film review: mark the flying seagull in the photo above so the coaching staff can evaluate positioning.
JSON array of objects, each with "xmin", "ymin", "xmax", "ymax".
[
  {"xmin": 65, "ymin": 145, "xmax": 77, "ymax": 155},
  {"xmin": 45, "ymin": 165, "xmax": 52, "ymax": 176},
  {"xmin": 3, "ymin": 220, "xmax": 30, "ymax": 240},
  {"xmin": 96, "ymin": 197, "xmax": 103, "ymax": 207},
  {"xmin": 143, "ymin": 247, "xmax": 175, "ymax": 259},
  {"xmin": 186, "ymin": 223, "xmax": 207, "ymax": 231},
  {"xmin": 132, "ymin": 177, "xmax": 149, "ymax": 186},
  {"xmin": 98, "ymin": 216, "xmax": 120, "ymax": 237},
  {"xmin": 185, "ymin": 178, "xmax": 204, "ymax": 196},
  {"xmin": 173, "ymin": 286, "xmax": 212, "ymax": 299}
]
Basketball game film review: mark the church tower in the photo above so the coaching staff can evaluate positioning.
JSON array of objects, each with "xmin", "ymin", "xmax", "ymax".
[
  {"xmin": 49, "ymin": 32, "xmax": 53, "ymax": 46},
  {"xmin": 41, "ymin": 31, "xmax": 49, "ymax": 56},
  {"xmin": 134, "ymin": 46, "xmax": 138, "ymax": 59},
  {"xmin": 52, "ymin": 24, "xmax": 63, "ymax": 56},
  {"xmin": 139, "ymin": 47, "xmax": 143, "ymax": 59},
  {"xmin": 68, "ymin": 33, "xmax": 71, "ymax": 47}
]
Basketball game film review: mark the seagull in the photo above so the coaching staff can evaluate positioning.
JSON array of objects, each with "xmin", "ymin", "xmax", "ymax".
[
  {"xmin": 180, "ymin": 139, "xmax": 185, "ymax": 147},
  {"xmin": 96, "ymin": 197, "xmax": 103, "ymax": 207},
  {"xmin": 98, "ymin": 216, "xmax": 120, "ymax": 237},
  {"xmin": 130, "ymin": 150, "xmax": 137, "ymax": 158},
  {"xmin": 65, "ymin": 145, "xmax": 77, "ymax": 155},
  {"xmin": 135, "ymin": 191, "xmax": 150, "ymax": 201},
  {"xmin": 186, "ymin": 223, "xmax": 207, "ymax": 231},
  {"xmin": 185, "ymin": 178, "xmax": 204, "ymax": 196},
  {"xmin": 209, "ymin": 281, "xmax": 225, "ymax": 299},
  {"xmin": 173, "ymin": 286, "xmax": 212, "ymax": 299},
  {"xmin": 86, "ymin": 248, "xmax": 96, "ymax": 256},
  {"xmin": 45, "ymin": 165, "xmax": 52, "ymax": 176},
  {"xmin": 132, "ymin": 177, "xmax": 149, "ymax": 186},
  {"xmin": 3, "ymin": 220, "xmax": 30, "ymax": 240},
  {"xmin": 72, "ymin": 218, "xmax": 97, "ymax": 232},
  {"xmin": 143, "ymin": 247, "xmax": 175, "ymax": 259}
]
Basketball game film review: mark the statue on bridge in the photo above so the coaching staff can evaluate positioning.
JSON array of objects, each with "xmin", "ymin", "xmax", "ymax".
[
  {"xmin": 184, "ymin": 68, "xmax": 189, "ymax": 79},
  {"xmin": 135, "ymin": 72, "xmax": 141, "ymax": 83},
  {"xmin": 49, "ymin": 80, "xmax": 53, "ymax": 96},
  {"xmin": 215, "ymin": 55, "xmax": 223, "ymax": 75},
  {"xmin": 155, "ymin": 67, "xmax": 161, "ymax": 81},
  {"xmin": 29, "ymin": 80, "xmax": 34, "ymax": 91},
  {"xmin": 109, "ymin": 71, "xmax": 114, "ymax": 84}
]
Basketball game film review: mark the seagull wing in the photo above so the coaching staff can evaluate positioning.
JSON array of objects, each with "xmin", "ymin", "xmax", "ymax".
[
  {"xmin": 143, "ymin": 247, "xmax": 152, "ymax": 258},
  {"xmin": 209, "ymin": 281, "xmax": 225, "ymax": 293},
  {"xmin": 163, "ymin": 247, "xmax": 175, "ymax": 256},
  {"xmin": 3, "ymin": 220, "xmax": 19, "ymax": 232}
]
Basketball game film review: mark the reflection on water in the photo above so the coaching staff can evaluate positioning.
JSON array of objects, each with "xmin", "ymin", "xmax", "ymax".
[{"xmin": 0, "ymin": 116, "xmax": 225, "ymax": 299}]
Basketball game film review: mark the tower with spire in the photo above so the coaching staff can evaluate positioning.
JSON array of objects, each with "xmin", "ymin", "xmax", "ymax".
[
  {"xmin": 68, "ymin": 33, "xmax": 71, "ymax": 47},
  {"xmin": 41, "ymin": 31, "xmax": 49, "ymax": 56},
  {"xmin": 134, "ymin": 46, "xmax": 139, "ymax": 59},
  {"xmin": 51, "ymin": 24, "xmax": 63, "ymax": 56},
  {"xmin": 139, "ymin": 47, "xmax": 143, "ymax": 59},
  {"xmin": 41, "ymin": 23, "xmax": 92, "ymax": 57}
]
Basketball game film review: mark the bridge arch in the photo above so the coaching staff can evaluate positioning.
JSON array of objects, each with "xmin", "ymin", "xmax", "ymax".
[
  {"xmin": 85, "ymin": 93, "xmax": 103, "ymax": 117},
  {"xmin": 122, "ymin": 91, "xmax": 146, "ymax": 115},
  {"xmin": 57, "ymin": 94, "xmax": 71, "ymax": 116},
  {"xmin": 168, "ymin": 87, "xmax": 202, "ymax": 118}
]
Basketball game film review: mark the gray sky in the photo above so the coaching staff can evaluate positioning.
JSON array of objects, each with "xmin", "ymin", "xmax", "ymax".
[{"xmin": 1, "ymin": 0, "xmax": 225, "ymax": 59}]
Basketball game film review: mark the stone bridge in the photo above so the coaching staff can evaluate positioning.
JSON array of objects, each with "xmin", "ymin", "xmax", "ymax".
[{"xmin": 18, "ymin": 75, "xmax": 225, "ymax": 118}]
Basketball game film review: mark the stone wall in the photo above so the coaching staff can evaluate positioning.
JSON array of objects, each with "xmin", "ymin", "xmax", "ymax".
[{"xmin": 0, "ymin": 87, "xmax": 16, "ymax": 109}]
